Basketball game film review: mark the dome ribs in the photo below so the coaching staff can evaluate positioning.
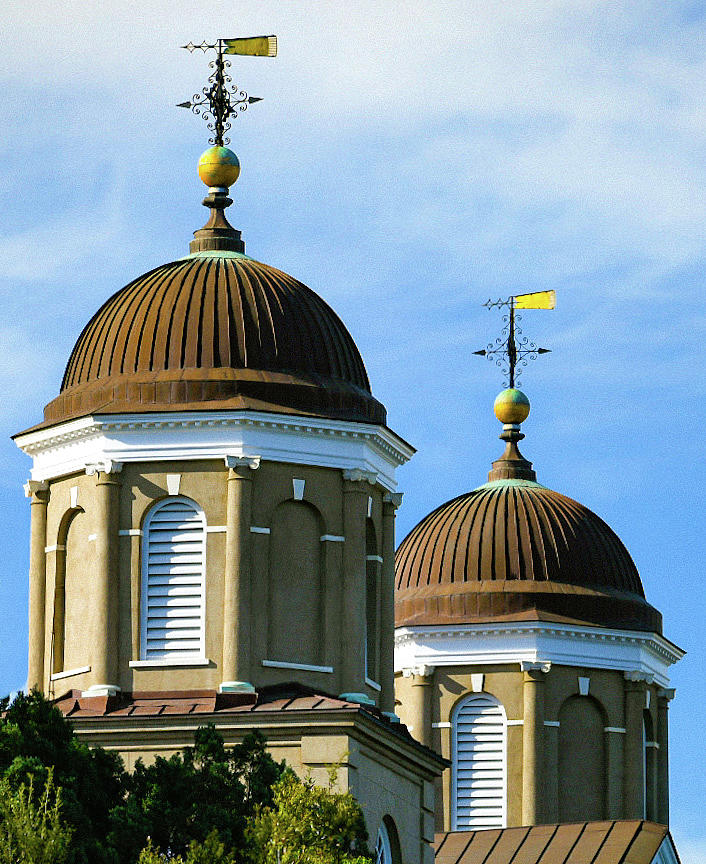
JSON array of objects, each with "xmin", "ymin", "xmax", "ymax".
[
  {"xmin": 431, "ymin": 496, "xmax": 468, "ymax": 585},
  {"xmin": 506, "ymin": 487, "xmax": 522, "ymax": 579},
  {"xmin": 179, "ymin": 257, "xmax": 210, "ymax": 368},
  {"xmin": 125, "ymin": 265, "xmax": 178, "ymax": 374},
  {"xmin": 146, "ymin": 263, "xmax": 188, "ymax": 372},
  {"xmin": 514, "ymin": 488, "xmax": 535, "ymax": 581},
  {"xmin": 108, "ymin": 267, "xmax": 161, "ymax": 376},
  {"xmin": 414, "ymin": 498, "xmax": 456, "ymax": 587},
  {"xmin": 450, "ymin": 492, "xmax": 478, "ymax": 584},
  {"xmin": 195, "ymin": 259, "xmax": 217, "ymax": 368},
  {"xmin": 526, "ymin": 491, "xmax": 560, "ymax": 581}
]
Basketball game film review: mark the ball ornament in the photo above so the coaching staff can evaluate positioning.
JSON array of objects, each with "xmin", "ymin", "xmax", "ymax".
[
  {"xmin": 494, "ymin": 388, "xmax": 530, "ymax": 424},
  {"xmin": 198, "ymin": 146, "xmax": 241, "ymax": 188}
]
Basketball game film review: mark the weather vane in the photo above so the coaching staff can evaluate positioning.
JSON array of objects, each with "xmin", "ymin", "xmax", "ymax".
[
  {"xmin": 474, "ymin": 291, "xmax": 555, "ymax": 388},
  {"xmin": 178, "ymin": 36, "xmax": 277, "ymax": 145}
]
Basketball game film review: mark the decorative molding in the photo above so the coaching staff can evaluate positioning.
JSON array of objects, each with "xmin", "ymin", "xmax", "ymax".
[
  {"xmin": 365, "ymin": 676, "xmax": 382, "ymax": 692},
  {"xmin": 645, "ymin": 741, "xmax": 660, "ymax": 749},
  {"xmin": 224, "ymin": 454, "xmax": 261, "ymax": 470},
  {"xmin": 471, "ymin": 673, "xmax": 484, "ymax": 693},
  {"xmin": 432, "ymin": 722, "xmax": 452, "ymax": 729},
  {"xmin": 367, "ymin": 495, "xmax": 373, "ymax": 517},
  {"xmin": 119, "ymin": 529, "xmax": 143, "ymax": 537},
  {"xmin": 383, "ymin": 492, "xmax": 404, "ymax": 509},
  {"xmin": 604, "ymin": 726, "xmax": 627, "ymax": 733},
  {"xmin": 16, "ymin": 410, "xmax": 412, "ymax": 492},
  {"xmin": 70, "ymin": 486, "xmax": 79, "ymax": 509},
  {"xmin": 24, "ymin": 479, "xmax": 48, "ymax": 498},
  {"xmin": 292, "ymin": 478, "xmax": 305, "ymax": 500},
  {"xmin": 50, "ymin": 665, "xmax": 90, "ymax": 681},
  {"xmin": 45, "ymin": 544, "xmax": 65, "ymax": 554},
  {"xmin": 544, "ymin": 720, "xmax": 561, "ymax": 727},
  {"xmin": 320, "ymin": 534, "xmax": 345, "ymax": 543},
  {"xmin": 394, "ymin": 622, "xmax": 683, "ymax": 688},
  {"xmin": 625, "ymin": 670, "xmax": 654, "ymax": 684},
  {"xmin": 87, "ymin": 534, "xmax": 97, "ymax": 542},
  {"xmin": 520, "ymin": 660, "xmax": 551, "ymax": 674},
  {"xmin": 85, "ymin": 460, "xmax": 123, "ymax": 476},
  {"xmin": 401, "ymin": 664, "xmax": 435, "ymax": 678},
  {"xmin": 206, "ymin": 525, "xmax": 227, "ymax": 533},
  {"xmin": 366, "ymin": 555, "xmax": 384, "ymax": 563},
  {"xmin": 343, "ymin": 468, "xmax": 378, "ymax": 485},
  {"xmin": 129, "ymin": 658, "xmax": 211, "ymax": 668},
  {"xmin": 81, "ymin": 684, "xmax": 121, "ymax": 697},
  {"xmin": 646, "ymin": 689, "xmax": 651, "ymax": 710},
  {"xmin": 250, "ymin": 526, "xmax": 270, "ymax": 535},
  {"xmin": 658, "ymin": 687, "xmax": 676, "ymax": 702},
  {"xmin": 578, "ymin": 676, "xmax": 590, "ymax": 696},
  {"xmin": 262, "ymin": 659, "xmax": 333, "ymax": 674},
  {"xmin": 166, "ymin": 473, "xmax": 181, "ymax": 495},
  {"xmin": 506, "ymin": 719, "xmax": 524, "ymax": 726}
]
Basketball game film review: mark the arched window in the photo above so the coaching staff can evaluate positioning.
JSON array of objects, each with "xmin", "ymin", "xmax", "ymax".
[
  {"xmin": 268, "ymin": 500, "xmax": 323, "ymax": 666},
  {"xmin": 375, "ymin": 817, "xmax": 401, "ymax": 864},
  {"xmin": 52, "ymin": 508, "xmax": 87, "ymax": 676},
  {"xmin": 141, "ymin": 497, "xmax": 206, "ymax": 661},
  {"xmin": 452, "ymin": 693, "xmax": 507, "ymax": 830},
  {"xmin": 558, "ymin": 696, "xmax": 606, "ymax": 821}
]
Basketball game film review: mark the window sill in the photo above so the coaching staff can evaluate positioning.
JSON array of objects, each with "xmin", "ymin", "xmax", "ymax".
[
  {"xmin": 365, "ymin": 676, "xmax": 382, "ymax": 692},
  {"xmin": 129, "ymin": 658, "xmax": 212, "ymax": 668}
]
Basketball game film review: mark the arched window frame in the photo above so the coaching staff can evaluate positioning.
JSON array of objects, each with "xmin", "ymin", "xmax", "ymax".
[
  {"xmin": 140, "ymin": 496, "xmax": 207, "ymax": 662},
  {"xmin": 375, "ymin": 817, "xmax": 401, "ymax": 864},
  {"xmin": 451, "ymin": 692, "xmax": 507, "ymax": 831}
]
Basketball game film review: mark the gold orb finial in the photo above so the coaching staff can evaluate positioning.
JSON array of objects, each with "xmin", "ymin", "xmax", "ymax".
[
  {"xmin": 198, "ymin": 145, "xmax": 241, "ymax": 188},
  {"xmin": 494, "ymin": 388, "xmax": 530, "ymax": 425}
]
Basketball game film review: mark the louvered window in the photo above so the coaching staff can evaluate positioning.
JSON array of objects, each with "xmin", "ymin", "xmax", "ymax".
[
  {"xmin": 452, "ymin": 693, "xmax": 507, "ymax": 830},
  {"xmin": 141, "ymin": 497, "xmax": 206, "ymax": 660}
]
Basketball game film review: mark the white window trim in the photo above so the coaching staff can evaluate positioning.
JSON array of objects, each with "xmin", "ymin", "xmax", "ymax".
[
  {"xmin": 50, "ymin": 665, "xmax": 91, "ymax": 681},
  {"xmin": 140, "ymin": 496, "xmax": 206, "ymax": 662},
  {"xmin": 451, "ymin": 692, "xmax": 507, "ymax": 831},
  {"xmin": 262, "ymin": 659, "xmax": 333, "ymax": 674},
  {"xmin": 129, "ymin": 658, "xmax": 211, "ymax": 668}
]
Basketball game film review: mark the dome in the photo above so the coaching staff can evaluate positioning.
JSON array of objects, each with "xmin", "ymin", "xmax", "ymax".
[
  {"xmin": 43, "ymin": 251, "xmax": 385, "ymax": 426},
  {"xmin": 395, "ymin": 478, "xmax": 661, "ymax": 633}
]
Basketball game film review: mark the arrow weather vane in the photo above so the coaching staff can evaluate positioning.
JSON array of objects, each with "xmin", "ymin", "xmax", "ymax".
[
  {"xmin": 178, "ymin": 36, "xmax": 277, "ymax": 145},
  {"xmin": 474, "ymin": 291, "xmax": 555, "ymax": 388}
]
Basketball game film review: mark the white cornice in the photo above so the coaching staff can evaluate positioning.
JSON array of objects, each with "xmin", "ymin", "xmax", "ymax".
[
  {"xmin": 15, "ymin": 410, "xmax": 414, "ymax": 491},
  {"xmin": 394, "ymin": 622, "xmax": 684, "ymax": 689}
]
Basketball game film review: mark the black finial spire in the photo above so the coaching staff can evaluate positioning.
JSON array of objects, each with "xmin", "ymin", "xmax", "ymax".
[
  {"xmin": 178, "ymin": 36, "xmax": 276, "ymax": 145},
  {"xmin": 473, "ymin": 291, "xmax": 554, "ymax": 388}
]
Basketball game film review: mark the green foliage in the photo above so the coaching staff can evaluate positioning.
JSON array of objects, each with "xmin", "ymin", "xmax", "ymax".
[
  {"xmin": 247, "ymin": 768, "xmax": 370, "ymax": 864},
  {"xmin": 0, "ymin": 770, "xmax": 73, "ymax": 864},
  {"xmin": 0, "ymin": 690, "xmax": 125, "ymax": 864},
  {"xmin": 109, "ymin": 727, "xmax": 284, "ymax": 863},
  {"xmin": 138, "ymin": 830, "xmax": 237, "ymax": 864}
]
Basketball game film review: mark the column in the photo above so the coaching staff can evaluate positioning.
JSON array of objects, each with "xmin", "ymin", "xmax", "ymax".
[
  {"xmin": 404, "ymin": 665, "xmax": 434, "ymax": 747},
  {"xmin": 380, "ymin": 492, "xmax": 402, "ymax": 714},
  {"xmin": 221, "ymin": 455, "xmax": 259, "ymax": 692},
  {"xmin": 341, "ymin": 470, "xmax": 373, "ymax": 695},
  {"xmin": 605, "ymin": 728, "xmax": 626, "ymax": 819},
  {"xmin": 657, "ymin": 687, "xmax": 674, "ymax": 825},
  {"xmin": 86, "ymin": 461, "xmax": 122, "ymax": 694},
  {"xmin": 25, "ymin": 480, "xmax": 49, "ymax": 692},
  {"xmin": 521, "ymin": 661, "xmax": 550, "ymax": 825},
  {"xmin": 624, "ymin": 671, "xmax": 648, "ymax": 819},
  {"xmin": 543, "ymin": 722, "xmax": 559, "ymax": 823}
]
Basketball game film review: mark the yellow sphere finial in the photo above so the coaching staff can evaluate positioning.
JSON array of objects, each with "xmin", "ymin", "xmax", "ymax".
[
  {"xmin": 198, "ymin": 145, "xmax": 240, "ymax": 188},
  {"xmin": 494, "ymin": 388, "xmax": 530, "ymax": 425}
]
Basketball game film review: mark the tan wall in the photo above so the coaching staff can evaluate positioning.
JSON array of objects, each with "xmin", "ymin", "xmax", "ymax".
[
  {"xmin": 37, "ymin": 459, "xmax": 392, "ymax": 708},
  {"xmin": 395, "ymin": 662, "xmax": 665, "ymax": 830},
  {"xmin": 70, "ymin": 715, "xmax": 442, "ymax": 864}
]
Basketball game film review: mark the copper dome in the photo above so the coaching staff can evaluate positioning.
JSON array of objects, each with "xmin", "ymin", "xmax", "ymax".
[
  {"xmin": 395, "ymin": 479, "xmax": 661, "ymax": 633},
  {"xmin": 43, "ymin": 252, "xmax": 385, "ymax": 426}
]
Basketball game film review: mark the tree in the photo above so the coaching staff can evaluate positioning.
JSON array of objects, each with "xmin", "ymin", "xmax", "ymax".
[
  {"xmin": 0, "ymin": 770, "xmax": 73, "ymax": 864},
  {"xmin": 109, "ymin": 727, "xmax": 284, "ymax": 863},
  {"xmin": 0, "ymin": 690, "xmax": 125, "ymax": 864},
  {"xmin": 138, "ymin": 830, "xmax": 237, "ymax": 864},
  {"xmin": 247, "ymin": 768, "xmax": 370, "ymax": 864}
]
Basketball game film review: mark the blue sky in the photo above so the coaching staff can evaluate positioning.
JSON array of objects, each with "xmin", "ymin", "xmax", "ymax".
[{"xmin": 1, "ymin": 1, "xmax": 705, "ymax": 857}]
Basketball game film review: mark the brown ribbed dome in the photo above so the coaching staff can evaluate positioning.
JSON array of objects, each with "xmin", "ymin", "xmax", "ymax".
[
  {"xmin": 43, "ymin": 252, "xmax": 385, "ymax": 426},
  {"xmin": 395, "ymin": 479, "xmax": 661, "ymax": 633}
]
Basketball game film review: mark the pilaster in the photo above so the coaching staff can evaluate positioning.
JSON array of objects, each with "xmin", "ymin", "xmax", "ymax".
[
  {"xmin": 657, "ymin": 687, "xmax": 675, "ymax": 825},
  {"xmin": 221, "ymin": 455, "xmax": 259, "ymax": 693},
  {"xmin": 402, "ymin": 664, "xmax": 435, "ymax": 747},
  {"xmin": 85, "ymin": 461, "xmax": 122, "ymax": 695},
  {"xmin": 521, "ymin": 660, "xmax": 550, "ymax": 825},
  {"xmin": 25, "ymin": 480, "xmax": 49, "ymax": 692},
  {"xmin": 624, "ymin": 671, "xmax": 650, "ymax": 819},
  {"xmin": 380, "ymin": 492, "xmax": 402, "ymax": 713}
]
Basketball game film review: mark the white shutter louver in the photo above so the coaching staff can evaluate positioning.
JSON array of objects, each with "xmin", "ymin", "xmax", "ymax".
[
  {"xmin": 452, "ymin": 694, "xmax": 507, "ymax": 830},
  {"xmin": 142, "ymin": 498, "xmax": 206, "ymax": 660}
]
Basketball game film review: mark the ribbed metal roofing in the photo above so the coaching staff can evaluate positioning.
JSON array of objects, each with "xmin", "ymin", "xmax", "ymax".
[
  {"xmin": 395, "ymin": 479, "xmax": 661, "ymax": 632},
  {"xmin": 43, "ymin": 252, "xmax": 385, "ymax": 426}
]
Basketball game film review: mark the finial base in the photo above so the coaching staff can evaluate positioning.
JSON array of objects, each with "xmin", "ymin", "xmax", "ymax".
[
  {"xmin": 488, "ymin": 423, "xmax": 537, "ymax": 482},
  {"xmin": 190, "ymin": 191, "xmax": 245, "ymax": 254}
]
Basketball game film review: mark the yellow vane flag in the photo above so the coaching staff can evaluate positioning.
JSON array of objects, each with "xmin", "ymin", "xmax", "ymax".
[
  {"xmin": 513, "ymin": 290, "xmax": 556, "ymax": 310},
  {"xmin": 224, "ymin": 35, "xmax": 277, "ymax": 57}
]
